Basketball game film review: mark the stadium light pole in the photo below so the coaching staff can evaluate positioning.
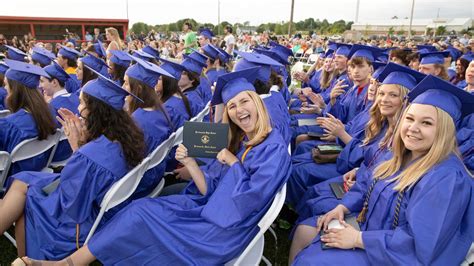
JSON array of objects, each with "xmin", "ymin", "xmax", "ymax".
[
  {"xmin": 408, "ymin": 0, "xmax": 415, "ymax": 39},
  {"xmin": 288, "ymin": 0, "xmax": 295, "ymax": 37},
  {"xmin": 355, "ymin": 0, "xmax": 360, "ymax": 23}
]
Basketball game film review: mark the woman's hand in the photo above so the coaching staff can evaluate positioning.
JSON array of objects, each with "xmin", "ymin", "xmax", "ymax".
[
  {"xmin": 319, "ymin": 114, "xmax": 346, "ymax": 138},
  {"xmin": 57, "ymin": 108, "xmax": 85, "ymax": 152},
  {"xmin": 316, "ymin": 204, "xmax": 349, "ymax": 232},
  {"xmin": 320, "ymin": 221, "xmax": 363, "ymax": 249},
  {"xmin": 330, "ymin": 80, "xmax": 349, "ymax": 105},
  {"xmin": 343, "ymin": 168, "xmax": 358, "ymax": 189},
  {"xmin": 216, "ymin": 148, "xmax": 239, "ymax": 167},
  {"xmin": 175, "ymin": 144, "xmax": 196, "ymax": 166}
]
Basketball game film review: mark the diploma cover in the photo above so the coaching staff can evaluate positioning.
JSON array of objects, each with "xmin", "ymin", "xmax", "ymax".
[{"xmin": 183, "ymin": 122, "xmax": 229, "ymax": 158}]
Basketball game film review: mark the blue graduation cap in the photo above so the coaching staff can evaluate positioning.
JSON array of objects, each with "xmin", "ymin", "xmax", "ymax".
[
  {"xmin": 372, "ymin": 61, "xmax": 387, "ymax": 80},
  {"xmin": 201, "ymin": 44, "xmax": 221, "ymax": 61},
  {"xmin": 181, "ymin": 54, "xmax": 206, "ymax": 75},
  {"xmin": 416, "ymin": 45, "xmax": 437, "ymax": 54},
  {"xmin": 234, "ymin": 51, "xmax": 282, "ymax": 83},
  {"xmin": 31, "ymin": 47, "xmax": 55, "ymax": 66},
  {"xmin": 253, "ymin": 48, "xmax": 288, "ymax": 65},
  {"xmin": 83, "ymin": 64, "xmax": 143, "ymax": 110},
  {"xmin": 109, "ymin": 50, "xmax": 131, "ymax": 68},
  {"xmin": 212, "ymin": 67, "xmax": 259, "ymax": 105},
  {"xmin": 4, "ymin": 59, "xmax": 50, "ymax": 89},
  {"xmin": 320, "ymin": 49, "xmax": 334, "ymax": 59},
  {"xmin": 347, "ymin": 44, "xmax": 383, "ymax": 62},
  {"xmin": 58, "ymin": 45, "xmax": 80, "ymax": 60},
  {"xmin": 461, "ymin": 52, "xmax": 474, "ymax": 62},
  {"xmin": 0, "ymin": 62, "xmax": 9, "ymax": 75},
  {"xmin": 269, "ymin": 41, "xmax": 293, "ymax": 58},
  {"xmin": 199, "ymin": 28, "xmax": 214, "ymax": 39},
  {"xmin": 377, "ymin": 62, "xmax": 426, "ymax": 90},
  {"xmin": 335, "ymin": 43, "xmax": 352, "ymax": 57},
  {"xmin": 43, "ymin": 61, "xmax": 70, "ymax": 83},
  {"xmin": 142, "ymin": 45, "xmax": 160, "ymax": 59},
  {"xmin": 126, "ymin": 55, "xmax": 173, "ymax": 88},
  {"xmin": 188, "ymin": 49, "xmax": 209, "ymax": 65},
  {"xmin": 445, "ymin": 46, "xmax": 462, "ymax": 61},
  {"xmin": 5, "ymin": 45, "xmax": 27, "ymax": 61},
  {"xmin": 93, "ymin": 40, "xmax": 106, "ymax": 58},
  {"xmin": 420, "ymin": 51, "xmax": 449, "ymax": 65},
  {"xmin": 408, "ymin": 75, "xmax": 474, "ymax": 125},
  {"xmin": 132, "ymin": 50, "xmax": 155, "ymax": 62},
  {"xmin": 157, "ymin": 57, "xmax": 186, "ymax": 80},
  {"xmin": 215, "ymin": 46, "xmax": 231, "ymax": 63},
  {"xmin": 327, "ymin": 41, "xmax": 338, "ymax": 51},
  {"xmin": 81, "ymin": 53, "xmax": 110, "ymax": 77}
]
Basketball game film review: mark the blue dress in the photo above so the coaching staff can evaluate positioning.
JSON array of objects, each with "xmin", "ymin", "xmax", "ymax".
[
  {"xmin": 49, "ymin": 92, "xmax": 80, "ymax": 162},
  {"xmin": 0, "ymin": 109, "xmax": 50, "ymax": 187},
  {"xmin": 88, "ymin": 130, "xmax": 291, "ymax": 265},
  {"xmin": 293, "ymin": 154, "xmax": 474, "ymax": 266},
  {"xmin": 131, "ymin": 108, "xmax": 172, "ymax": 198},
  {"xmin": 0, "ymin": 86, "xmax": 7, "ymax": 110},
  {"xmin": 12, "ymin": 135, "xmax": 130, "ymax": 260}
]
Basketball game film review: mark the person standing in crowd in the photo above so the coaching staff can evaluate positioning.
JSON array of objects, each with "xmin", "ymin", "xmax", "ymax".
[
  {"xmin": 223, "ymin": 25, "xmax": 235, "ymax": 56},
  {"xmin": 93, "ymin": 28, "xmax": 104, "ymax": 42},
  {"xmin": 105, "ymin": 27, "xmax": 125, "ymax": 57},
  {"xmin": 182, "ymin": 22, "xmax": 197, "ymax": 55}
]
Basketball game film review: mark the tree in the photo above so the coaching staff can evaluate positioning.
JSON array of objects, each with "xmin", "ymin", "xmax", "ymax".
[
  {"xmin": 426, "ymin": 27, "xmax": 433, "ymax": 36},
  {"xmin": 396, "ymin": 26, "xmax": 406, "ymax": 36},
  {"xmin": 436, "ymin": 26, "xmax": 447, "ymax": 36},
  {"xmin": 388, "ymin": 26, "xmax": 395, "ymax": 36},
  {"xmin": 130, "ymin": 22, "xmax": 150, "ymax": 34}
]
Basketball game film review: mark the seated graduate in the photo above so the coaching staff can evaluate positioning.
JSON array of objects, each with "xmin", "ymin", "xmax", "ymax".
[
  {"xmin": 0, "ymin": 59, "xmax": 56, "ymax": 183},
  {"xmin": 1, "ymin": 70, "xmax": 145, "ymax": 260},
  {"xmin": 465, "ymin": 57, "xmax": 474, "ymax": 94},
  {"xmin": 30, "ymin": 47, "xmax": 55, "ymax": 68},
  {"xmin": 0, "ymin": 62, "xmax": 9, "ymax": 110},
  {"xmin": 56, "ymin": 46, "xmax": 81, "ymax": 94},
  {"xmin": 201, "ymin": 44, "xmax": 227, "ymax": 88},
  {"xmin": 289, "ymin": 75, "xmax": 474, "ymax": 265},
  {"xmin": 418, "ymin": 51, "xmax": 450, "ymax": 81},
  {"xmin": 41, "ymin": 62, "xmax": 80, "ymax": 162},
  {"xmin": 107, "ymin": 50, "xmax": 131, "ymax": 86},
  {"xmin": 22, "ymin": 68, "xmax": 291, "ymax": 265},
  {"xmin": 121, "ymin": 55, "xmax": 173, "ymax": 198},
  {"xmin": 4, "ymin": 45, "xmax": 27, "ymax": 62},
  {"xmin": 292, "ymin": 63, "xmax": 426, "ymax": 221},
  {"xmin": 187, "ymin": 49, "xmax": 213, "ymax": 104},
  {"xmin": 234, "ymin": 51, "xmax": 292, "ymax": 145},
  {"xmin": 180, "ymin": 53, "xmax": 207, "ymax": 115}
]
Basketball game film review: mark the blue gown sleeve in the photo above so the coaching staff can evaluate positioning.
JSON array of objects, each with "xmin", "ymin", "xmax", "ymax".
[
  {"xmin": 362, "ymin": 167, "xmax": 473, "ymax": 265},
  {"xmin": 336, "ymin": 137, "xmax": 365, "ymax": 174},
  {"xmin": 201, "ymin": 143, "xmax": 291, "ymax": 228},
  {"xmin": 340, "ymin": 164, "xmax": 371, "ymax": 213}
]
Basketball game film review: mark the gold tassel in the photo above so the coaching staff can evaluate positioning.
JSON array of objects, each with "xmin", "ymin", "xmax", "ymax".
[{"xmin": 357, "ymin": 206, "xmax": 368, "ymax": 223}]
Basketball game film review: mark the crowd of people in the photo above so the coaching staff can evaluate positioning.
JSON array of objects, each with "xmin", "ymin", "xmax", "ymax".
[{"xmin": 0, "ymin": 21, "xmax": 473, "ymax": 265}]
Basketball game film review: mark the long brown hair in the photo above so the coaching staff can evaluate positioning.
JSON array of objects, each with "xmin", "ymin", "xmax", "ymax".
[
  {"xmin": 222, "ymin": 91, "xmax": 271, "ymax": 154},
  {"xmin": 162, "ymin": 75, "xmax": 192, "ymax": 118},
  {"xmin": 81, "ymin": 92, "xmax": 145, "ymax": 167},
  {"xmin": 127, "ymin": 77, "xmax": 171, "ymax": 126},
  {"xmin": 6, "ymin": 79, "xmax": 56, "ymax": 140}
]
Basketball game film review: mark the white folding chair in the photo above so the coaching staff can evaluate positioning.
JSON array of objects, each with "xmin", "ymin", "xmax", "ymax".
[
  {"xmin": 49, "ymin": 128, "xmax": 71, "ymax": 168},
  {"xmin": 0, "ymin": 109, "xmax": 10, "ymax": 118},
  {"xmin": 84, "ymin": 158, "xmax": 150, "ymax": 244},
  {"xmin": 173, "ymin": 126, "xmax": 184, "ymax": 147},
  {"xmin": 146, "ymin": 133, "xmax": 176, "ymax": 198},
  {"xmin": 462, "ymin": 243, "xmax": 474, "ymax": 265},
  {"xmin": 0, "ymin": 130, "xmax": 61, "ymax": 192},
  {"xmin": 225, "ymin": 184, "xmax": 287, "ymax": 266}
]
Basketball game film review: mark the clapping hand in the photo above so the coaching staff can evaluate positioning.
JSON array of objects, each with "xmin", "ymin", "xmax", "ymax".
[{"xmin": 57, "ymin": 108, "xmax": 85, "ymax": 152}]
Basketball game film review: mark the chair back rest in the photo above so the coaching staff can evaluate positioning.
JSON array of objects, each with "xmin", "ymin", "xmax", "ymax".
[
  {"xmin": 173, "ymin": 126, "xmax": 184, "ymax": 147},
  {"xmin": 10, "ymin": 130, "xmax": 61, "ymax": 164},
  {"xmin": 0, "ymin": 151, "xmax": 12, "ymax": 189},
  {"xmin": 0, "ymin": 110, "xmax": 10, "ymax": 118},
  {"xmin": 147, "ymin": 133, "xmax": 176, "ymax": 170}
]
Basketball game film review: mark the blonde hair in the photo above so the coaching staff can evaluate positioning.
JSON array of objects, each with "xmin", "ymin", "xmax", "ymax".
[
  {"xmin": 363, "ymin": 84, "xmax": 408, "ymax": 147},
  {"xmin": 222, "ymin": 91, "xmax": 271, "ymax": 154},
  {"xmin": 433, "ymin": 64, "xmax": 449, "ymax": 81},
  {"xmin": 320, "ymin": 68, "xmax": 337, "ymax": 90},
  {"xmin": 374, "ymin": 105, "xmax": 460, "ymax": 191},
  {"xmin": 106, "ymin": 27, "xmax": 125, "ymax": 49}
]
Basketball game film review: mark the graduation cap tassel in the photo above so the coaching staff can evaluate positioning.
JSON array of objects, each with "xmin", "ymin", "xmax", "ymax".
[{"xmin": 357, "ymin": 178, "xmax": 378, "ymax": 224}]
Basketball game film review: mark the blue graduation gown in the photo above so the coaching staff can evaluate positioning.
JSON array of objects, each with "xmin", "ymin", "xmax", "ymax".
[
  {"xmin": 183, "ymin": 87, "xmax": 205, "ymax": 117},
  {"xmin": 0, "ymin": 86, "xmax": 6, "ymax": 110},
  {"xmin": 294, "ymin": 154, "xmax": 474, "ymax": 266},
  {"xmin": 323, "ymin": 83, "xmax": 368, "ymax": 124},
  {"xmin": 164, "ymin": 95, "xmax": 192, "ymax": 130},
  {"xmin": 64, "ymin": 74, "xmax": 81, "ymax": 94},
  {"xmin": 286, "ymin": 107, "xmax": 379, "ymax": 206},
  {"xmin": 87, "ymin": 130, "xmax": 291, "ymax": 265},
  {"xmin": 262, "ymin": 90, "xmax": 291, "ymax": 145},
  {"xmin": 49, "ymin": 92, "xmax": 80, "ymax": 162},
  {"xmin": 12, "ymin": 135, "xmax": 130, "ymax": 260},
  {"xmin": 0, "ymin": 109, "xmax": 50, "ymax": 186},
  {"xmin": 458, "ymin": 113, "xmax": 474, "ymax": 172},
  {"xmin": 131, "ymin": 108, "xmax": 172, "ymax": 199},
  {"xmin": 196, "ymin": 77, "xmax": 213, "ymax": 104}
]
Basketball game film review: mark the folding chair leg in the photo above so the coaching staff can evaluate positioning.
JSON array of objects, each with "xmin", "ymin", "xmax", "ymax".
[
  {"xmin": 4, "ymin": 232, "xmax": 17, "ymax": 248},
  {"xmin": 261, "ymin": 256, "xmax": 271, "ymax": 266},
  {"xmin": 267, "ymin": 226, "xmax": 278, "ymax": 263}
]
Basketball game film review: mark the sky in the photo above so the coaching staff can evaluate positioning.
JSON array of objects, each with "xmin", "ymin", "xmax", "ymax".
[{"xmin": 1, "ymin": 0, "xmax": 472, "ymax": 26}]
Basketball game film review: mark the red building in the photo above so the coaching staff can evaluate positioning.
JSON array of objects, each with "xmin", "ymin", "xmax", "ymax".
[{"xmin": 0, "ymin": 15, "xmax": 128, "ymax": 43}]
